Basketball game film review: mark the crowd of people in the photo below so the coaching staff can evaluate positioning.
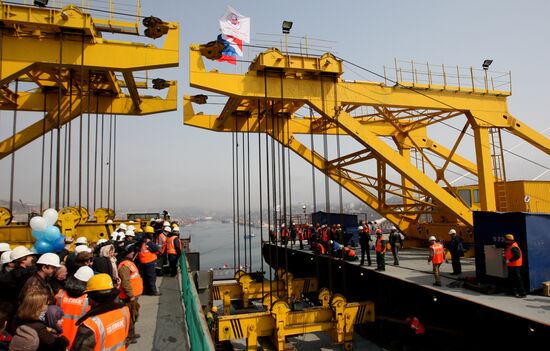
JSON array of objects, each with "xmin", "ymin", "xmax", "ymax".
[
  {"xmin": 0, "ymin": 218, "xmax": 183, "ymax": 351},
  {"xmin": 268, "ymin": 221, "xmax": 526, "ymax": 297}
]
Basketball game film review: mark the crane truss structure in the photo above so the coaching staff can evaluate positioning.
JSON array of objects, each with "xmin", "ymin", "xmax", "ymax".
[
  {"xmin": 0, "ymin": 1, "xmax": 179, "ymax": 160},
  {"xmin": 184, "ymin": 45, "xmax": 550, "ymax": 240}
]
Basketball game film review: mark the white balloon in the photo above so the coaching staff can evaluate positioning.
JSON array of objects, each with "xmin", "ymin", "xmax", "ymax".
[
  {"xmin": 43, "ymin": 208, "xmax": 59, "ymax": 226},
  {"xmin": 29, "ymin": 216, "xmax": 47, "ymax": 231}
]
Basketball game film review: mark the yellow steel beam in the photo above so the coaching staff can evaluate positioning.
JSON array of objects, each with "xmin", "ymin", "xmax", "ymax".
[
  {"xmin": 0, "ymin": 84, "xmax": 176, "ymax": 160},
  {"xmin": 472, "ymin": 126, "xmax": 497, "ymax": 211}
]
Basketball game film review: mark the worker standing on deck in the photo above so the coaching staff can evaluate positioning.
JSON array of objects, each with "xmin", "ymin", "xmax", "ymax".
[
  {"xmin": 505, "ymin": 234, "xmax": 526, "ymax": 298},
  {"xmin": 71, "ymin": 274, "xmax": 130, "ymax": 351},
  {"xmin": 375, "ymin": 229, "xmax": 387, "ymax": 271},
  {"xmin": 428, "ymin": 236, "xmax": 445, "ymax": 286},
  {"xmin": 280, "ymin": 224, "xmax": 289, "ymax": 246},
  {"xmin": 447, "ymin": 229, "xmax": 464, "ymax": 275},
  {"xmin": 388, "ymin": 227, "xmax": 403, "ymax": 266},
  {"xmin": 118, "ymin": 243, "xmax": 143, "ymax": 345},
  {"xmin": 155, "ymin": 226, "xmax": 169, "ymax": 276},
  {"xmin": 138, "ymin": 226, "xmax": 161, "ymax": 296},
  {"xmin": 166, "ymin": 227, "xmax": 182, "ymax": 277},
  {"xmin": 358, "ymin": 225, "xmax": 372, "ymax": 266}
]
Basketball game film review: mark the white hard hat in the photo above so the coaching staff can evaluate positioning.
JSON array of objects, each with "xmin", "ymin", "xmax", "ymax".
[
  {"xmin": 127, "ymin": 225, "xmax": 136, "ymax": 232},
  {"xmin": 163, "ymin": 221, "xmax": 170, "ymax": 226},
  {"xmin": 117, "ymin": 233, "xmax": 126, "ymax": 242},
  {"xmin": 75, "ymin": 237, "xmax": 88, "ymax": 245},
  {"xmin": 96, "ymin": 239, "xmax": 108, "ymax": 245},
  {"xmin": 106, "ymin": 219, "xmax": 113, "ymax": 224},
  {"xmin": 125, "ymin": 230, "xmax": 135, "ymax": 237},
  {"xmin": 173, "ymin": 226, "xmax": 180, "ymax": 232},
  {"xmin": 10, "ymin": 246, "xmax": 32, "ymax": 261},
  {"xmin": 1, "ymin": 251, "xmax": 12, "ymax": 264},
  {"xmin": 448, "ymin": 229, "xmax": 457, "ymax": 235},
  {"xmin": 110, "ymin": 232, "xmax": 118, "ymax": 239},
  {"xmin": 358, "ymin": 226, "xmax": 363, "ymax": 230},
  {"xmin": 281, "ymin": 224, "xmax": 285, "ymax": 228},
  {"xmin": 36, "ymin": 253, "xmax": 61, "ymax": 267},
  {"xmin": 74, "ymin": 266, "xmax": 94, "ymax": 282},
  {"xmin": 118, "ymin": 223, "xmax": 127, "ymax": 230},
  {"xmin": 428, "ymin": 236, "xmax": 437, "ymax": 241},
  {"xmin": 0, "ymin": 243, "xmax": 10, "ymax": 252},
  {"xmin": 164, "ymin": 226, "xmax": 172, "ymax": 233},
  {"xmin": 75, "ymin": 245, "xmax": 92, "ymax": 254}
]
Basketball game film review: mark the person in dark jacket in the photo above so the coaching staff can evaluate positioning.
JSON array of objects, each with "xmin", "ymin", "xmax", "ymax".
[
  {"xmin": 20, "ymin": 253, "xmax": 61, "ymax": 304},
  {"xmin": 0, "ymin": 309, "xmax": 12, "ymax": 351},
  {"xmin": 49, "ymin": 264, "xmax": 67, "ymax": 295},
  {"xmin": 388, "ymin": 227, "xmax": 403, "ymax": 266},
  {"xmin": 13, "ymin": 292, "xmax": 69, "ymax": 351},
  {"xmin": 358, "ymin": 225, "xmax": 372, "ymax": 266},
  {"xmin": 447, "ymin": 229, "xmax": 464, "ymax": 275},
  {"xmin": 505, "ymin": 234, "xmax": 526, "ymax": 298}
]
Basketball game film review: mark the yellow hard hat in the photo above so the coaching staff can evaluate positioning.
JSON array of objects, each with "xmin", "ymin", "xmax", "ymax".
[
  {"xmin": 135, "ymin": 227, "xmax": 143, "ymax": 233},
  {"xmin": 504, "ymin": 234, "xmax": 514, "ymax": 241},
  {"xmin": 144, "ymin": 226, "xmax": 155, "ymax": 234},
  {"xmin": 86, "ymin": 273, "xmax": 114, "ymax": 292},
  {"xmin": 211, "ymin": 306, "xmax": 218, "ymax": 313}
]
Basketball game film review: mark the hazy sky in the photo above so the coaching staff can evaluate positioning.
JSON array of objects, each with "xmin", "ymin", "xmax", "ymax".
[{"xmin": 1, "ymin": 0, "xmax": 549, "ymax": 215}]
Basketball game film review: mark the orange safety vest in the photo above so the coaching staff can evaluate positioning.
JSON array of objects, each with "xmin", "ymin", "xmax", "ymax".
[
  {"xmin": 55, "ymin": 290, "xmax": 90, "ymax": 348},
  {"xmin": 376, "ymin": 237, "xmax": 386, "ymax": 253},
  {"xmin": 281, "ymin": 228, "xmax": 289, "ymax": 238},
  {"xmin": 82, "ymin": 306, "xmax": 130, "ymax": 351},
  {"xmin": 506, "ymin": 242, "xmax": 523, "ymax": 267},
  {"xmin": 430, "ymin": 243, "xmax": 445, "ymax": 265},
  {"xmin": 166, "ymin": 236, "xmax": 180, "ymax": 255},
  {"xmin": 118, "ymin": 260, "xmax": 143, "ymax": 299},
  {"xmin": 138, "ymin": 240, "xmax": 157, "ymax": 264},
  {"xmin": 156, "ymin": 233, "xmax": 167, "ymax": 254}
]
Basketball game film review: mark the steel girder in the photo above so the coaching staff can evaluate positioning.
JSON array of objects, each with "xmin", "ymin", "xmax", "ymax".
[{"xmin": 184, "ymin": 45, "xmax": 550, "ymax": 239}]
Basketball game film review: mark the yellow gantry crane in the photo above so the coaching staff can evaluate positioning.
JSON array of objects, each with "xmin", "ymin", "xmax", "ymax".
[
  {"xmin": 0, "ymin": 0, "xmax": 178, "ymax": 243},
  {"xmin": 184, "ymin": 44, "xmax": 550, "ymax": 241}
]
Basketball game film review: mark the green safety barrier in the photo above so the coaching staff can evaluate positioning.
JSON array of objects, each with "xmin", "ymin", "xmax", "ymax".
[{"xmin": 179, "ymin": 255, "xmax": 215, "ymax": 351}]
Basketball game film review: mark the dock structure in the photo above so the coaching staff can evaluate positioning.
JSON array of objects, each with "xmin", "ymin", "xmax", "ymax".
[{"xmin": 262, "ymin": 243, "xmax": 550, "ymax": 350}]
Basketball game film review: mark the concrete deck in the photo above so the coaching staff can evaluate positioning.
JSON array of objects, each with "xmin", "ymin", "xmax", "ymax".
[
  {"xmin": 300, "ymin": 245, "xmax": 550, "ymax": 326},
  {"xmin": 131, "ymin": 276, "xmax": 189, "ymax": 351}
]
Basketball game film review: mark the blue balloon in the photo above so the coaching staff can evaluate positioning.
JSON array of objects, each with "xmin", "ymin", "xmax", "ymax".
[
  {"xmin": 43, "ymin": 226, "xmax": 61, "ymax": 243},
  {"xmin": 34, "ymin": 240, "xmax": 53, "ymax": 254},
  {"xmin": 53, "ymin": 237, "xmax": 65, "ymax": 252},
  {"xmin": 32, "ymin": 230, "xmax": 46, "ymax": 241}
]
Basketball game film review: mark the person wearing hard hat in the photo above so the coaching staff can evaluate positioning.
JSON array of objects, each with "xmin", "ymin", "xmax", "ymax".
[
  {"xmin": 166, "ymin": 228, "xmax": 182, "ymax": 277},
  {"xmin": 116, "ymin": 223, "xmax": 127, "ymax": 234},
  {"xmin": 447, "ymin": 229, "xmax": 465, "ymax": 275},
  {"xmin": 388, "ymin": 227, "xmax": 403, "ymax": 266},
  {"xmin": 155, "ymin": 226, "xmax": 170, "ymax": 277},
  {"xmin": 0, "ymin": 243, "xmax": 10, "ymax": 257},
  {"xmin": 55, "ymin": 266, "xmax": 93, "ymax": 348},
  {"xmin": 206, "ymin": 305, "xmax": 218, "ymax": 333},
  {"xmin": 117, "ymin": 243, "xmax": 143, "ymax": 344},
  {"xmin": 375, "ymin": 229, "xmax": 387, "ymax": 271},
  {"xmin": 66, "ymin": 237, "xmax": 89, "ymax": 277},
  {"xmin": 428, "ymin": 236, "xmax": 445, "ymax": 287},
  {"xmin": 124, "ymin": 229, "xmax": 135, "ymax": 243},
  {"xmin": 20, "ymin": 252, "xmax": 61, "ymax": 303},
  {"xmin": 138, "ymin": 226, "xmax": 161, "ymax": 296},
  {"xmin": 358, "ymin": 225, "xmax": 372, "ymax": 266},
  {"xmin": 504, "ymin": 234, "xmax": 526, "ymax": 298},
  {"xmin": 0, "ymin": 250, "xmax": 18, "ymax": 329},
  {"xmin": 71, "ymin": 274, "xmax": 130, "ymax": 350}
]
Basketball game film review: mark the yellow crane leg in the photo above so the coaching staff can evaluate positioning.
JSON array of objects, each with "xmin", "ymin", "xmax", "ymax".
[{"xmin": 217, "ymin": 311, "xmax": 275, "ymax": 351}]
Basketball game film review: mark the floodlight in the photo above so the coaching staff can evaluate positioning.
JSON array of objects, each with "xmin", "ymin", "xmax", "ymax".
[
  {"xmin": 282, "ymin": 21, "xmax": 293, "ymax": 34},
  {"xmin": 482, "ymin": 59, "xmax": 493, "ymax": 70}
]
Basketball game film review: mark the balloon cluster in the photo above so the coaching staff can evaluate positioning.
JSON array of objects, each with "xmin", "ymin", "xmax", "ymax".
[{"xmin": 29, "ymin": 209, "xmax": 65, "ymax": 254}]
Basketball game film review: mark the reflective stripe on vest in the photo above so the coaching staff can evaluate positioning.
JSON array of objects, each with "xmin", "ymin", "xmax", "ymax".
[
  {"xmin": 83, "ymin": 306, "xmax": 130, "ymax": 351},
  {"xmin": 431, "ymin": 243, "xmax": 445, "ymax": 264},
  {"xmin": 506, "ymin": 242, "xmax": 523, "ymax": 267},
  {"xmin": 55, "ymin": 290, "xmax": 90, "ymax": 348},
  {"xmin": 118, "ymin": 260, "xmax": 143, "ymax": 299},
  {"xmin": 166, "ymin": 236, "xmax": 178, "ymax": 255},
  {"xmin": 138, "ymin": 240, "xmax": 157, "ymax": 264}
]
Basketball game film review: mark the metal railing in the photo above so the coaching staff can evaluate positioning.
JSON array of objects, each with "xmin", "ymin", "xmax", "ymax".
[
  {"xmin": 179, "ymin": 254, "xmax": 215, "ymax": 351},
  {"xmin": 383, "ymin": 59, "xmax": 512, "ymax": 94}
]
